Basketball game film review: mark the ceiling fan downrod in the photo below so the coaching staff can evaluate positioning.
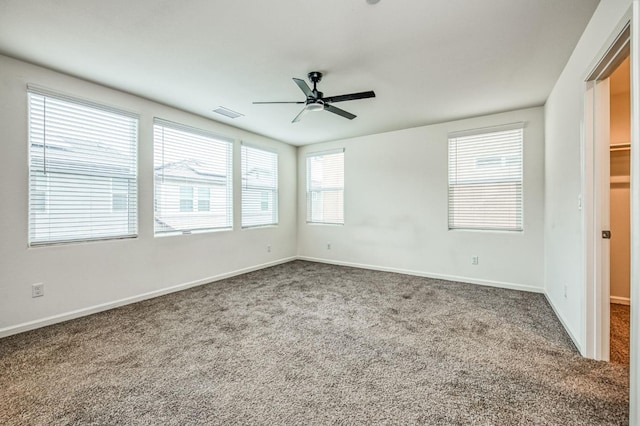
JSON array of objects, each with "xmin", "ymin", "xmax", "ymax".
[{"xmin": 308, "ymin": 71, "xmax": 322, "ymax": 98}]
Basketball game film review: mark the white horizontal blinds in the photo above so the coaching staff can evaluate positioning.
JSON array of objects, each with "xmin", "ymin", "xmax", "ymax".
[
  {"xmin": 241, "ymin": 145, "xmax": 278, "ymax": 227},
  {"xmin": 448, "ymin": 125, "xmax": 523, "ymax": 231},
  {"xmin": 153, "ymin": 119, "xmax": 233, "ymax": 235},
  {"xmin": 28, "ymin": 90, "xmax": 138, "ymax": 246},
  {"xmin": 306, "ymin": 149, "xmax": 344, "ymax": 224}
]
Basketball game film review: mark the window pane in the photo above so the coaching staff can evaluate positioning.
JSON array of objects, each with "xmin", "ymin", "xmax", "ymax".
[
  {"xmin": 241, "ymin": 145, "xmax": 278, "ymax": 227},
  {"xmin": 448, "ymin": 127, "xmax": 523, "ymax": 231},
  {"xmin": 198, "ymin": 187, "xmax": 210, "ymax": 212},
  {"xmin": 112, "ymin": 194, "xmax": 128, "ymax": 212},
  {"xmin": 306, "ymin": 150, "xmax": 344, "ymax": 224},
  {"xmin": 179, "ymin": 186, "xmax": 194, "ymax": 212},
  {"xmin": 28, "ymin": 90, "xmax": 138, "ymax": 245},
  {"xmin": 111, "ymin": 178, "xmax": 128, "ymax": 212},
  {"xmin": 32, "ymin": 184, "xmax": 47, "ymax": 212},
  {"xmin": 154, "ymin": 120, "xmax": 233, "ymax": 235}
]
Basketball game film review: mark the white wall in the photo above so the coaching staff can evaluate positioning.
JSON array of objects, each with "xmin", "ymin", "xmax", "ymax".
[
  {"xmin": 544, "ymin": 0, "xmax": 632, "ymax": 352},
  {"xmin": 0, "ymin": 55, "xmax": 297, "ymax": 336},
  {"xmin": 297, "ymin": 107, "xmax": 545, "ymax": 292}
]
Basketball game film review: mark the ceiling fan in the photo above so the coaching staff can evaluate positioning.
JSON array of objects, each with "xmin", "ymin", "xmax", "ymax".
[{"xmin": 253, "ymin": 71, "xmax": 375, "ymax": 123}]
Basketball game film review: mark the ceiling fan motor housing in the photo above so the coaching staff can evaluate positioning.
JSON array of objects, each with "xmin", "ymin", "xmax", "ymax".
[{"xmin": 308, "ymin": 71, "xmax": 323, "ymax": 83}]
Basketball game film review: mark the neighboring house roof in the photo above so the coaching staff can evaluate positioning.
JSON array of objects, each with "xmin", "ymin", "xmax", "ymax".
[
  {"xmin": 155, "ymin": 160, "xmax": 227, "ymax": 184},
  {"xmin": 32, "ymin": 138, "xmax": 134, "ymax": 176},
  {"xmin": 34, "ymin": 139, "xmax": 229, "ymax": 185}
]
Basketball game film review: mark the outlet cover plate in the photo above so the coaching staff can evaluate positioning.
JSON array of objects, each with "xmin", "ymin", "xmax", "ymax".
[{"xmin": 32, "ymin": 283, "xmax": 44, "ymax": 298}]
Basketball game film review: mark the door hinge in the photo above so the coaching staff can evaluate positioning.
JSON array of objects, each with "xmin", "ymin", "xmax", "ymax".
[{"xmin": 602, "ymin": 230, "xmax": 611, "ymax": 239}]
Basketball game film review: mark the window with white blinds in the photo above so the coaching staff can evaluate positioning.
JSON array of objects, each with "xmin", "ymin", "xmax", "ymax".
[
  {"xmin": 306, "ymin": 149, "xmax": 344, "ymax": 225},
  {"xmin": 153, "ymin": 119, "xmax": 233, "ymax": 235},
  {"xmin": 27, "ymin": 87, "xmax": 138, "ymax": 246},
  {"xmin": 448, "ymin": 124, "xmax": 523, "ymax": 231},
  {"xmin": 241, "ymin": 144, "xmax": 278, "ymax": 228}
]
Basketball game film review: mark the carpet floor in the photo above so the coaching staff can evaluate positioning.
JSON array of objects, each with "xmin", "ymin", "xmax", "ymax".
[
  {"xmin": 610, "ymin": 303, "xmax": 631, "ymax": 365},
  {"xmin": 0, "ymin": 261, "xmax": 629, "ymax": 425}
]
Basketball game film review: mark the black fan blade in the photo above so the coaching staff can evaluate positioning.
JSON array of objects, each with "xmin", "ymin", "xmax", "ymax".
[
  {"xmin": 293, "ymin": 78, "xmax": 315, "ymax": 98},
  {"xmin": 324, "ymin": 104, "xmax": 356, "ymax": 120},
  {"xmin": 253, "ymin": 101, "xmax": 305, "ymax": 104},
  {"xmin": 323, "ymin": 91, "xmax": 376, "ymax": 103},
  {"xmin": 292, "ymin": 107, "xmax": 308, "ymax": 123}
]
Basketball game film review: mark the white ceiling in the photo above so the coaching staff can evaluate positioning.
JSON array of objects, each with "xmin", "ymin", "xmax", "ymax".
[{"xmin": 0, "ymin": 0, "xmax": 600, "ymax": 146}]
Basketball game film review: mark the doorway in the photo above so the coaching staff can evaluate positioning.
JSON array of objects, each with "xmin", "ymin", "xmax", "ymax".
[
  {"xmin": 584, "ymin": 23, "xmax": 630, "ymax": 362},
  {"xmin": 583, "ymin": 14, "xmax": 640, "ymax": 422},
  {"xmin": 608, "ymin": 56, "xmax": 631, "ymax": 365}
]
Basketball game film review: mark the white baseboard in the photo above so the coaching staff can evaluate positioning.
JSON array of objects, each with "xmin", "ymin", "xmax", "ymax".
[
  {"xmin": 611, "ymin": 296, "xmax": 631, "ymax": 305},
  {"xmin": 0, "ymin": 256, "xmax": 297, "ymax": 339},
  {"xmin": 543, "ymin": 293, "xmax": 583, "ymax": 354},
  {"xmin": 296, "ymin": 256, "xmax": 544, "ymax": 294}
]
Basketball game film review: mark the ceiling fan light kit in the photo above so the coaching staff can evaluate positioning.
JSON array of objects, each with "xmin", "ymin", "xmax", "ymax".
[
  {"xmin": 305, "ymin": 101, "xmax": 324, "ymax": 112},
  {"xmin": 253, "ymin": 71, "xmax": 375, "ymax": 123}
]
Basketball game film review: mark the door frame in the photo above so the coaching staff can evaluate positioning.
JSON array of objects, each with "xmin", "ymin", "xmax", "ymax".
[
  {"xmin": 630, "ymin": 3, "xmax": 639, "ymax": 424},
  {"xmin": 583, "ymin": 4, "xmax": 639, "ymax": 424},
  {"xmin": 584, "ymin": 78, "xmax": 612, "ymax": 361},
  {"xmin": 583, "ymin": 20, "xmax": 630, "ymax": 362}
]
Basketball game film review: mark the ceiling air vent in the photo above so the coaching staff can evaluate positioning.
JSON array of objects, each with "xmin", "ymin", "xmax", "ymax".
[{"xmin": 212, "ymin": 106, "xmax": 244, "ymax": 119}]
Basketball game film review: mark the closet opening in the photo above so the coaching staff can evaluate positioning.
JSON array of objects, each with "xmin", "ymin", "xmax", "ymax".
[{"xmin": 609, "ymin": 56, "xmax": 631, "ymax": 365}]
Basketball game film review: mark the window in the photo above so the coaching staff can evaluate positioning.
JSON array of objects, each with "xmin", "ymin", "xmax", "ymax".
[
  {"xmin": 153, "ymin": 119, "xmax": 233, "ymax": 235},
  {"xmin": 179, "ymin": 186, "xmax": 194, "ymax": 212},
  {"xmin": 241, "ymin": 144, "xmax": 278, "ymax": 227},
  {"xmin": 448, "ymin": 124, "xmax": 523, "ymax": 231},
  {"xmin": 306, "ymin": 149, "xmax": 344, "ymax": 224},
  {"xmin": 28, "ymin": 86, "xmax": 138, "ymax": 245},
  {"xmin": 197, "ymin": 187, "xmax": 210, "ymax": 212}
]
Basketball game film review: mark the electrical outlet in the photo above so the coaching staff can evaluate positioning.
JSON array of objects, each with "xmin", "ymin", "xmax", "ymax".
[
  {"xmin": 327, "ymin": 242, "xmax": 331, "ymax": 250},
  {"xmin": 267, "ymin": 245, "xmax": 271, "ymax": 253},
  {"xmin": 471, "ymin": 256, "xmax": 479, "ymax": 265},
  {"xmin": 32, "ymin": 283, "xmax": 44, "ymax": 298}
]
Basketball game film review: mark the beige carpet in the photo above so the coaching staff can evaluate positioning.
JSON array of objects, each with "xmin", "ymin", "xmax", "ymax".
[
  {"xmin": 611, "ymin": 303, "xmax": 631, "ymax": 365},
  {"xmin": 0, "ymin": 261, "xmax": 629, "ymax": 425}
]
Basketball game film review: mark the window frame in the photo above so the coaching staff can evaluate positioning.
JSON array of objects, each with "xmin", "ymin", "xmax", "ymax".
[
  {"xmin": 241, "ymin": 143, "xmax": 279, "ymax": 228},
  {"xmin": 153, "ymin": 118, "xmax": 234, "ymax": 236},
  {"xmin": 447, "ymin": 123, "xmax": 524, "ymax": 232},
  {"xmin": 27, "ymin": 85, "xmax": 139, "ymax": 246},
  {"xmin": 306, "ymin": 148, "xmax": 345, "ymax": 225}
]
